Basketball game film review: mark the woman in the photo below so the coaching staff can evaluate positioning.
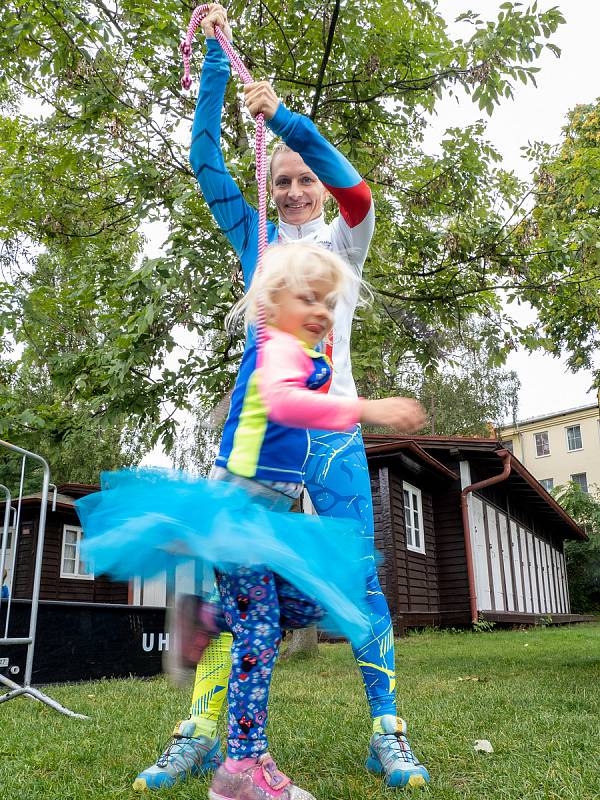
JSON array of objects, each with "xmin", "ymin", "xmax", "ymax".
[{"xmin": 133, "ymin": 4, "xmax": 428, "ymax": 792}]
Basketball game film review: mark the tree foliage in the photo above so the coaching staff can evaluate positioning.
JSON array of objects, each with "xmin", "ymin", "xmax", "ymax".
[
  {"xmin": 552, "ymin": 482, "xmax": 600, "ymax": 613},
  {"xmin": 0, "ymin": 354, "xmax": 151, "ymax": 492},
  {"xmin": 0, "ymin": 1, "xmax": 567, "ymax": 451},
  {"xmin": 396, "ymin": 364, "xmax": 519, "ymax": 438},
  {"xmin": 356, "ymin": 321, "xmax": 520, "ymax": 436},
  {"xmin": 523, "ymin": 99, "xmax": 600, "ymax": 382}
]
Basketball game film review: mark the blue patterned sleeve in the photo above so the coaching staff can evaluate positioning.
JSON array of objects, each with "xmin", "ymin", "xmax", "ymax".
[{"xmin": 189, "ymin": 39, "xmax": 258, "ymax": 267}]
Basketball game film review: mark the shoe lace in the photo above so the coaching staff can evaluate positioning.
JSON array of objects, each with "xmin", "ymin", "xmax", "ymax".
[
  {"xmin": 156, "ymin": 736, "xmax": 194, "ymax": 768},
  {"xmin": 380, "ymin": 732, "xmax": 419, "ymax": 766}
]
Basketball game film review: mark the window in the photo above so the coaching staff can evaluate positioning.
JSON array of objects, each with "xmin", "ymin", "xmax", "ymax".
[
  {"xmin": 539, "ymin": 478, "xmax": 554, "ymax": 492},
  {"xmin": 403, "ymin": 482, "xmax": 425, "ymax": 554},
  {"xmin": 1, "ymin": 526, "xmax": 14, "ymax": 550},
  {"xmin": 566, "ymin": 424, "xmax": 583, "ymax": 451},
  {"xmin": 534, "ymin": 431, "xmax": 550, "ymax": 457},
  {"xmin": 60, "ymin": 525, "xmax": 93, "ymax": 579},
  {"xmin": 571, "ymin": 473, "xmax": 588, "ymax": 493}
]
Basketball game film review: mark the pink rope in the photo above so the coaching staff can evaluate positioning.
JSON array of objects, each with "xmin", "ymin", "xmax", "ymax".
[{"xmin": 181, "ymin": 6, "xmax": 267, "ymax": 348}]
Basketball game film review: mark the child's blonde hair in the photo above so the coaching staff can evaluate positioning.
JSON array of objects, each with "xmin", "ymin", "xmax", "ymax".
[{"xmin": 226, "ymin": 241, "xmax": 370, "ymax": 333}]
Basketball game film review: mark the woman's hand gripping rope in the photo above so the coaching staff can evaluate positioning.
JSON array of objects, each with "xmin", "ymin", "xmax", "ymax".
[
  {"xmin": 199, "ymin": 3, "xmax": 232, "ymax": 42},
  {"xmin": 244, "ymin": 81, "xmax": 280, "ymax": 121}
]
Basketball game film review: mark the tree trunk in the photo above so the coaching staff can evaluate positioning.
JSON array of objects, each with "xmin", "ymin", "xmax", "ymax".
[{"xmin": 282, "ymin": 626, "xmax": 319, "ymax": 659}]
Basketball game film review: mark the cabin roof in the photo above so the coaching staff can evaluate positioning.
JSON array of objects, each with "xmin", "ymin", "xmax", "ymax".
[{"xmin": 364, "ymin": 434, "xmax": 587, "ymax": 541}]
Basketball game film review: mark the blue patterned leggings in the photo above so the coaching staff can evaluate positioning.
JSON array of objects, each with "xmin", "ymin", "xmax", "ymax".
[
  {"xmin": 304, "ymin": 426, "xmax": 397, "ymax": 719},
  {"xmin": 217, "ymin": 566, "xmax": 324, "ymax": 757}
]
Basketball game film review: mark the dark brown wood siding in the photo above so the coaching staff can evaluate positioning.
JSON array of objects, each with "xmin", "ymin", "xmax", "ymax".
[
  {"xmin": 388, "ymin": 470, "xmax": 438, "ymax": 615},
  {"xmin": 12, "ymin": 507, "xmax": 128, "ymax": 604},
  {"xmin": 371, "ymin": 467, "xmax": 400, "ymax": 627},
  {"xmin": 430, "ymin": 481, "xmax": 470, "ymax": 619},
  {"xmin": 13, "ymin": 521, "xmax": 36, "ymax": 599}
]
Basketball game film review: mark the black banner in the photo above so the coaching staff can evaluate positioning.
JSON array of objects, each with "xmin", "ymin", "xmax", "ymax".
[{"xmin": 0, "ymin": 599, "xmax": 168, "ymax": 684}]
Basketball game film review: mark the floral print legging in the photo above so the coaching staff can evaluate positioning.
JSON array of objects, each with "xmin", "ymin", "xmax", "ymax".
[{"xmin": 217, "ymin": 566, "xmax": 324, "ymax": 757}]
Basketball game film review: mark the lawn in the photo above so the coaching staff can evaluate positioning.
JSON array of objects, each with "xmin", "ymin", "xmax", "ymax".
[{"xmin": 1, "ymin": 623, "xmax": 599, "ymax": 800}]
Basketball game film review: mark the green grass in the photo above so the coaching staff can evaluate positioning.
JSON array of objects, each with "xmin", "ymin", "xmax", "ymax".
[{"xmin": 1, "ymin": 624, "xmax": 599, "ymax": 800}]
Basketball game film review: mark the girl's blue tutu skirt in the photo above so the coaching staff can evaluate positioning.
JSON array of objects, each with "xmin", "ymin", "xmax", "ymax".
[{"xmin": 75, "ymin": 468, "xmax": 371, "ymax": 644}]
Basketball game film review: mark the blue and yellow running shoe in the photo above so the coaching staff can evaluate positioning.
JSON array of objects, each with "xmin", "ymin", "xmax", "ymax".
[
  {"xmin": 366, "ymin": 716, "xmax": 430, "ymax": 788},
  {"xmin": 133, "ymin": 720, "xmax": 222, "ymax": 791}
]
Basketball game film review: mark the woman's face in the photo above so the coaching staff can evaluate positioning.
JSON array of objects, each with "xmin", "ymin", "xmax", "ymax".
[{"xmin": 270, "ymin": 150, "xmax": 329, "ymax": 227}]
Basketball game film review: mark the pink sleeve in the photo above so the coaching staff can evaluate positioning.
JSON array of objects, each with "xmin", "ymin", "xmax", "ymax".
[{"xmin": 257, "ymin": 333, "xmax": 361, "ymax": 431}]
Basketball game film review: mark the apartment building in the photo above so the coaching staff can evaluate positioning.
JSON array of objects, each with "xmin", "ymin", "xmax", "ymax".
[{"xmin": 500, "ymin": 402, "xmax": 600, "ymax": 494}]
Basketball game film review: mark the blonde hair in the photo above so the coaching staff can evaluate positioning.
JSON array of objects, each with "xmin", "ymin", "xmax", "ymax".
[
  {"xmin": 226, "ymin": 241, "xmax": 370, "ymax": 332},
  {"xmin": 268, "ymin": 142, "xmax": 293, "ymax": 180}
]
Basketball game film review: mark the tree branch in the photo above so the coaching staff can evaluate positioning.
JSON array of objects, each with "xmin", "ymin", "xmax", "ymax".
[{"xmin": 310, "ymin": 0, "xmax": 341, "ymax": 121}]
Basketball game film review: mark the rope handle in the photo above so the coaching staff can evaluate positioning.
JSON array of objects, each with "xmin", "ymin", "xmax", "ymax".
[{"xmin": 181, "ymin": 6, "xmax": 267, "ymax": 348}]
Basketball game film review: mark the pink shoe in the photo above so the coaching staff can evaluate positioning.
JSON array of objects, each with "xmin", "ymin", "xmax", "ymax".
[
  {"xmin": 164, "ymin": 594, "xmax": 219, "ymax": 686},
  {"xmin": 208, "ymin": 753, "xmax": 316, "ymax": 800}
]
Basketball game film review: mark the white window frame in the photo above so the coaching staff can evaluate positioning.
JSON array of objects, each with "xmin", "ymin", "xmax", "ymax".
[
  {"xmin": 539, "ymin": 478, "xmax": 554, "ymax": 492},
  {"xmin": 60, "ymin": 524, "xmax": 94, "ymax": 580},
  {"xmin": 403, "ymin": 481, "xmax": 425, "ymax": 555},
  {"xmin": 534, "ymin": 431, "xmax": 550, "ymax": 458},
  {"xmin": 570, "ymin": 473, "xmax": 588, "ymax": 494},
  {"xmin": 565, "ymin": 424, "xmax": 583, "ymax": 452},
  {"xmin": 1, "ymin": 526, "xmax": 15, "ymax": 592}
]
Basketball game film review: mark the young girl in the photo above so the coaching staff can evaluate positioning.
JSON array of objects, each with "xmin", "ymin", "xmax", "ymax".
[
  {"xmin": 190, "ymin": 240, "xmax": 424, "ymax": 800},
  {"xmin": 77, "ymin": 239, "xmax": 425, "ymax": 800}
]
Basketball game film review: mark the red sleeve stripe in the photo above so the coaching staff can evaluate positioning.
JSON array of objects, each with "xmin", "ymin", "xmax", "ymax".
[
  {"xmin": 323, "ymin": 180, "xmax": 373, "ymax": 228},
  {"xmin": 316, "ymin": 338, "xmax": 334, "ymax": 394}
]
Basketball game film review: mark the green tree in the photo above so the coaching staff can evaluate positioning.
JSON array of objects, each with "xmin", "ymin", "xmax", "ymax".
[
  {"xmin": 396, "ymin": 364, "xmax": 519, "ymax": 438},
  {"xmin": 552, "ymin": 482, "xmax": 600, "ymax": 613},
  {"xmin": 0, "ymin": 355, "xmax": 151, "ymax": 492},
  {"xmin": 356, "ymin": 321, "xmax": 520, "ymax": 436},
  {"xmin": 522, "ymin": 98, "xmax": 600, "ymax": 386},
  {"xmin": 0, "ymin": 1, "xmax": 566, "ymax": 451},
  {"xmin": 0, "ymin": 141, "xmax": 153, "ymax": 488}
]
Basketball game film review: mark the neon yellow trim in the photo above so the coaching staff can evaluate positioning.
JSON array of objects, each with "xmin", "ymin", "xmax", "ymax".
[
  {"xmin": 186, "ymin": 632, "xmax": 233, "ymax": 736},
  {"xmin": 228, "ymin": 374, "xmax": 269, "ymax": 477},
  {"xmin": 301, "ymin": 342, "xmax": 332, "ymax": 367},
  {"xmin": 355, "ymin": 659, "xmax": 397, "ymax": 680}
]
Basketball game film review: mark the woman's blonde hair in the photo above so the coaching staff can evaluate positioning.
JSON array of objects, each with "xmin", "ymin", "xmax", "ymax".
[
  {"xmin": 268, "ymin": 142, "xmax": 293, "ymax": 180},
  {"xmin": 226, "ymin": 241, "xmax": 370, "ymax": 332}
]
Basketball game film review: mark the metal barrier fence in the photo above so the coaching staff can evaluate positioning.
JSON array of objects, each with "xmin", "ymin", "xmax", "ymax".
[{"xmin": 0, "ymin": 439, "xmax": 87, "ymax": 718}]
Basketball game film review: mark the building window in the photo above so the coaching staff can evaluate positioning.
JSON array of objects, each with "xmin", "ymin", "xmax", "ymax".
[
  {"xmin": 571, "ymin": 473, "xmax": 588, "ymax": 493},
  {"xmin": 1, "ymin": 526, "xmax": 14, "ymax": 549},
  {"xmin": 60, "ymin": 525, "xmax": 94, "ymax": 580},
  {"xmin": 565, "ymin": 425, "xmax": 583, "ymax": 451},
  {"xmin": 539, "ymin": 478, "xmax": 554, "ymax": 492},
  {"xmin": 534, "ymin": 431, "xmax": 550, "ymax": 457},
  {"xmin": 403, "ymin": 482, "xmax": 425, "ymax": 554}
]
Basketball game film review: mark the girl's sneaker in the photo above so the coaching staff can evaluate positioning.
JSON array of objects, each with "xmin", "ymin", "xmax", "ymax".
[
  {"xmin": 366, "ymin": 716, "xmax": 430, "ymax": 788},
  {"xmin": 132, "ymin": 722, "xmax": 222, "ymax": 790},
  {"xmin": 208, "ymin": 753, "xmax": 315, "ymax": 800}
]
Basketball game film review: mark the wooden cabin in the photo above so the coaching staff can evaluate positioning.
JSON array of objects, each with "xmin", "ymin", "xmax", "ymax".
[
  {"xmin": 4, "ymin": 484, "xmax": 128, "ymax": 604},
  {"xmin": 365, "ymin": 435, "xmax": 591, "ymax": 629},
  {"xmin": 2, "ymin": 447, "xmax": 589, "ymax": 628},
  {"xmin": 0, "ymin": 484, "xmax": 169, "ymax": 684}
]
